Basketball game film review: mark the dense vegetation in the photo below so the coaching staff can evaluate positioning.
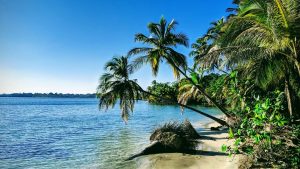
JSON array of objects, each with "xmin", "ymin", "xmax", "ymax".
[
  {"xmin": 97, "ymin": 0, "xmax": 300, "ymax": 167},
  {"xmin": 146, "ymin": 80, "xmax": 178, "ymax": 104},
  {"xmin": 146, "ymin": 73, "xmax": 230, "ymax": 106}
]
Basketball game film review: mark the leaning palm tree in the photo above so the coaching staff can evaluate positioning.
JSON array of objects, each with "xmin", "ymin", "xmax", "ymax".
[
  {"xmin": 178, "ymin": 71, "xmax": 215, "ymax": 107},
  {"xmin": 97, "ymin": 56, "xmax": 143, "ymax": 123},
  {"xmin": 128, "ymin": 17, "xmax": 232, "ymax": 118},
  {"xmin": 178, "ymin": 78, "xmax": 203, "ymax": 106},
  {"xmin": 97, "ymin": 56, "xmax": 228, "ymax": 126}
]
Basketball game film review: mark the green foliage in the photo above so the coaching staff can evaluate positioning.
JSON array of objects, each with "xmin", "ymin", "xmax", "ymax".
[
  {"xmin": 224, "ymin": 90, "xmax": 300, "ymax": 168},
  {"xmin": 221, "ymin": 144, "xmax": 228, "ymax": 152},
  {"xmin": 228, "ymin": 128, "xmax": 234, "ymax": 139},
  {"xmin": 192, "ymin": 0, "xmax": 300, "ymax": 115},
  {"xmin": 190, "ymin": 72, "xmax": 199, "ymax": 84},
  {"xmin": 178, "ymin": 72, "xmax": 229, "ymax": 106},
  {"xmin": 147, "ymin": 80, "xmax": 178, "ymax": 104}
]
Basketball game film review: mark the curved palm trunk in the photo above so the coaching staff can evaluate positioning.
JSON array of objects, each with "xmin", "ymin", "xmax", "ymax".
[
  {"xmin": 138, "ymin": 87, "xmax": 228, "ymax": 126},
  {"xmin": 295, "ymin": 61, "xmax": 300, "ymax": 78},
  {"xmin": 172, "ymin": 64, "xmax": 232, "ymax": 118}
]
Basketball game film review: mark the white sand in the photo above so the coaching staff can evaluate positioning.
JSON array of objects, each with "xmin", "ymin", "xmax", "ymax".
[{"xmin": 136, "ymin": 121, "xmax": 241, "ymax": 169}]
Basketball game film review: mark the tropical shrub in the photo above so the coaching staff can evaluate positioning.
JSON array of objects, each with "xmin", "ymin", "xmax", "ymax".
[{"xmin": 223, "ymin": 90, "xmax": 300, "ymax": 168}]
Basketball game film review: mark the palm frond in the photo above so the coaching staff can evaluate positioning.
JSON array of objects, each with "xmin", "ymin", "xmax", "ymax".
[
  {"xmin": 129, "ymin": 17, "xmax": 189, "ymax": 79},
  {"xmin": 128, "ymin": 47, "xmax": 152, "ymax": 56}
]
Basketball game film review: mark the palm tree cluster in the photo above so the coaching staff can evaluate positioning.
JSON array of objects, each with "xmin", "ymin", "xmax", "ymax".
[
  {"xmin": 191, "ymin": 0, "xmax": 300, "ymax": 118},
  {"xmin": 128, "ymin": 16, "xmax": 232, "ymax": 117},
  {"xmin": 96, "ymin": 1, "xmax": 300, "ymax": 166},
  {"xmin": 97, "ymin": 55, "xmax": 228, "ymax": 125},
  {"xmin": 97, "ymin": 0, "xmax": 300, "ymax": 125},
  {"xmin": 97, "ymin": 16, "xmax": 234, "ymax": 125}
]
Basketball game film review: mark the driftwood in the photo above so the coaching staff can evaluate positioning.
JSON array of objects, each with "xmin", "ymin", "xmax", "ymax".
[
  {"xmin": 125, "ymin": 141, "xmax": 200, "ymax": 160},
  {"xmin": 126, "ymin": 141, "xmax": 175, "ymax": 160},
  {"xmin": 126, "ymin": 120, "xmax": 200, "ymax": 160}
]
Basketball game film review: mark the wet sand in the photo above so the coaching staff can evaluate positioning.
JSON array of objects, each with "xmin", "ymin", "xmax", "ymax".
[{"xmin": 136, "ymin": 121, "xmax": 241, "ymax": 169}]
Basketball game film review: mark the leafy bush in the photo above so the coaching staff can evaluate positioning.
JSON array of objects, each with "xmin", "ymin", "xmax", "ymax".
[{"xmin": 222, "ymin": 91, "xmax": 300, "ymax": 168}]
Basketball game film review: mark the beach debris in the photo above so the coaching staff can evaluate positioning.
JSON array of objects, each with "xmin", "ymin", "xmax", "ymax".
[{"xmin": 126, "ymin": 120, "xmax": 200, "ymax": 160}]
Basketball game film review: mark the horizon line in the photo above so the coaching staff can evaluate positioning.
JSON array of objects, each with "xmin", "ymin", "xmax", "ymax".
[{"xmin": 0, "ymin": 92, "xmax": 96, "ymax": 95}]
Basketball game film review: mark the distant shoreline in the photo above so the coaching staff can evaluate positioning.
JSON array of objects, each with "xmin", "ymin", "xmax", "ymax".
[{"xmin": 0, "ymin": 93, "xmax": 96, "ymax": 98}]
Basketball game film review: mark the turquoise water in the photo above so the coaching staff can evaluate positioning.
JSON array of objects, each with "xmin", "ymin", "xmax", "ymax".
[{"xmin": 0, "ymin": 97, "xmax": 221, "ymax": 169}]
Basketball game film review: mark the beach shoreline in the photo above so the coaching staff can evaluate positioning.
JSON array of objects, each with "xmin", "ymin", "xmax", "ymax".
[{"xmin": 135, "ymin": 119, "xmax": 242, "ymax": 169}]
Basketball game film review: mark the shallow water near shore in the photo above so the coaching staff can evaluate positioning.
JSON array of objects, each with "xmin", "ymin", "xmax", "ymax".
[{"xmin": 0, "ymin": 97, "xmax": 221, "ymax": 169}]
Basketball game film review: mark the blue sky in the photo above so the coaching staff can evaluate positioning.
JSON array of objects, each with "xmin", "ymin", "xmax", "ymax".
[{"xmin": 0, "ymin": 0, "xmax": 233, "ymax": 94}]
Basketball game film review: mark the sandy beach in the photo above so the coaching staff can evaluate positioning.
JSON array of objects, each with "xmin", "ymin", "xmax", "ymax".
[{"xmin": 136, "ymin": 121, "xmax": 241, "ymax": 169}]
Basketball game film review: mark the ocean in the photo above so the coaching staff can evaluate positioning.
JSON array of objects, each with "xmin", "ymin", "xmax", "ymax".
[{"xmin": 0, "ymin": 97, "xmax": 221, "ymax": 169}]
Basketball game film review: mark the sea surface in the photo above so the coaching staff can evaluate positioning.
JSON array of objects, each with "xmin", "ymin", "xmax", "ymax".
[{"xmin": 0, "ymin": 97, "xmax": 221, "ymax": 169}]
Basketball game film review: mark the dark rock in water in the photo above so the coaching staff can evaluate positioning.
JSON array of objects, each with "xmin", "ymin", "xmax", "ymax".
[{"xmin": 126, "ymin": 120, "xmax": 200, "ymax": 160}]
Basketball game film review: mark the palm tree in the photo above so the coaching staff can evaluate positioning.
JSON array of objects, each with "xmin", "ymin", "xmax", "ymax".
[
  {"xmin": 97, "ymin": 56, "xmax": 228, "ymax": 126},
  {"xmin": 225, "ymin": 0, "xmax": 241, "ymax": 19},
  {"xmin": 218, "ymin": 0, "xmax": 300, "ymax": 76},
  {"xmin": 178, "ymin": 78, "xmax": 204, "ymax": 106},
  {"xmin": 97, "ymin": 56, "xmax": 143, "ymax": 123},
  {"xmin": 226, "ymin": 0, "xmax": 300, "ymax": 118},
  {"xmin": 201, "ymin": 0, "xmax": 300, "ymax": 117},
  {"xmin": 128, "ymin": 17, "xmax": 188, "ymax": 78},
  {"xmin": 197, "ymin": 0, "xmax": 300, "ymax": 75},
  {"xmin": 237, "ymin": 54, "xmax": 297, "ymax": 116},
  {"xmin": 128, "ymin": 17, "xmax": 232, "ymax": 118},
  {"xmin": 190, "ymin": 18, "xmax": 229, "ymax": 74}
]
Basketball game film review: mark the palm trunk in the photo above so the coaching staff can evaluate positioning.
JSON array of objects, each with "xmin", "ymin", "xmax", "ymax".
[
  {"xmin": 138, "ymin": 87, "xmax": 228, "ymax": 126},
  {"xmin": 295, "ymin": 60, "xmax": 300, "ymax": 78},
  {"xmin": 173, "ymin": 64, "xmax": 231, "ymax": 118},
  {"xmin": 284, "ymin": 79, "xmax": 293, "ymax": 117}
]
